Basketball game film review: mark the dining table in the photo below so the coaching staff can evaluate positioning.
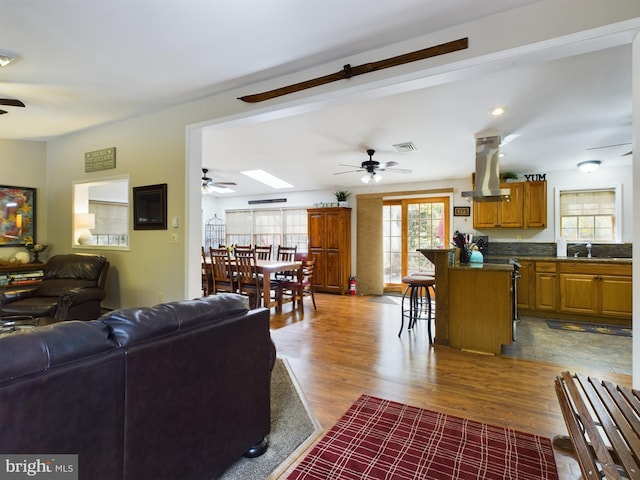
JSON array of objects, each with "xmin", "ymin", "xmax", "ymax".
[{"xmin": 255, "ymin": 259, "xmax": 302, "ymax": 311}]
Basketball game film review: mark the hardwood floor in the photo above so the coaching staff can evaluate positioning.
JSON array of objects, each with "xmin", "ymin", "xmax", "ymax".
[{"xmin": 269, "ymin": 293, "xmax": 633, "ymax": 479}]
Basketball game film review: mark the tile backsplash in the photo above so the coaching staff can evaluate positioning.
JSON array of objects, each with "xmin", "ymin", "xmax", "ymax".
[{"xmin": 486, "ymin": 242, "xmax": 632, "ymax": 258}]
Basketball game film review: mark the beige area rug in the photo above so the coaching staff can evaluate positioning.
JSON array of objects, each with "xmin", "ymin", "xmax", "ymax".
[{"xmin": 218, "ymin": 358, "xmax": 322, "ymax": 479}]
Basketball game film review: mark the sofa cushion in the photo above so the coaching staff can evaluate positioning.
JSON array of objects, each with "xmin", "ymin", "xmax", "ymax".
[
  {"xmin": 42, "ymin": 254, "xmax": 107, "ymax": 281},
  {"xmin": 36, "ymin": 278, "xmax": 96, "ymax": 297},
  {"xmin": 101, "ymin": 305, "xmax": 180, "ymax": 347},
  {"xmin": 102, "ymin": 293, "xmax": 250, "ymax": 347},
  {"xmin": 163, "ymin": 293, "xmax": 249, "ymax": 329},
  {"xmin": 0, "ymin": 296, "xmax": 58, "ymax": 317},
  {"xmin": 0, "ymin": 320, "xmax": 115, "ymax": 384}
]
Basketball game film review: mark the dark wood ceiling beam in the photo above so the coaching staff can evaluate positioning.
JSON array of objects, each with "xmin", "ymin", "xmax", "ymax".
[{"xmin": 238, "ymin": 37, "xmax": 469, "ymax": 103}]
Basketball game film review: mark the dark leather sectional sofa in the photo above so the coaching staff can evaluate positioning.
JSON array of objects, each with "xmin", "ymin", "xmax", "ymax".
[{"xmin": 0, "ymin": 293, "xmax": 275, "ymax": 480}]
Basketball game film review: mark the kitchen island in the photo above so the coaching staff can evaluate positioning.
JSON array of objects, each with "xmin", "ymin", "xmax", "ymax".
[
  {"xmin": 447, "ymin": 263, "xmax": 514, "ymax": 355},
  {"xmin": 418, "ymin": 249, "xmax": 514, "ymax": 355}
]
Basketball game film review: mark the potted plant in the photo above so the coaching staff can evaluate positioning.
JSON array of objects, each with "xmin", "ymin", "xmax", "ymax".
[
  {"xmin": 334, "ymin": 189, "xmax": 351, "ymax": 207},
  {"xmin": 501, "ymin": 171, "xmax": 519, "ymax": 182}
]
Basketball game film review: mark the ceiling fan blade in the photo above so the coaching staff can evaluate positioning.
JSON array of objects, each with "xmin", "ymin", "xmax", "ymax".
[
  {"xmin": 379, "ymin": 161, "xmax": 399, "ymax": 169},
  {"xmin": 0, "ymin": 110, "xmax": 7, "ymax": 115},
  {"xmin": 212, "ymin": 182, "xmax": 237, "ymax": 187},
  {"xmin": 338, "ymin": 164, "xmax": 363, "ymax": 168},
  {"xmin": 0, "ymin": 99, "xmax": 25, "ymax": 107},
  {"xmin": 384, "ymin": 167, "xmax": 413, "ymax": 174},
  {"xmin": 585, "ymin": 142, "xmax": 632, "ymax": 151},
  {"xmin": 333, "ymin": 170, "xmax": 361, "ymax": 175}
]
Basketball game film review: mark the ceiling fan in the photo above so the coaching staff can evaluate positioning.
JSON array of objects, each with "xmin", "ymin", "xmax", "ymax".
[
  {"xmin": 334, "ymin": 149, "xmax": 412, "ymax": 183},
  {"xmin": 0, "ymin": 98, "xmax": 25, "ymax": 115},
  {"xmin": 202, "ymin": 168, "xmax": 236, "ymax": 192}
]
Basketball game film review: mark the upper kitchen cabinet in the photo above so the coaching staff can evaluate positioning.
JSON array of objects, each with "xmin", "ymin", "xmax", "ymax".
[
  {"xmin": 473, "ymin": 181, "xmax": 546, "ymax": 229},
  {"xmin": 473, "ymin": 182, "xmax": 523, "ymax": 228},
  {"xmin": 523, "ymin": 181, "xmax": 547, "ymax": 228}
]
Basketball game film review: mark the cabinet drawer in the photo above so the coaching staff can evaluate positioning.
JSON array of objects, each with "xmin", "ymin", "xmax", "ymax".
[
  {"xmin": 559, "ymin": 262, "xmax": 631, "ymax": 276},
  {"xmin": 535, "ymin": 262, "xmax": 557, "ymax": 273}
]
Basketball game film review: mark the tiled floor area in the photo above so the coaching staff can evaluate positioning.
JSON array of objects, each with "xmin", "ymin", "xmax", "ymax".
[
  {"xmin": 501, "ymin": 316, "xmax": 632, "ymax": 375},
  {"xmin": 376, "ymin": 294, "xmax": 632, "ymax": 374}
]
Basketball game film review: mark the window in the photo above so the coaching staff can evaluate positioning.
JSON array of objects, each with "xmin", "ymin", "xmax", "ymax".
[
  {"xmin": 73, "ymin": 176, "xmax": 129, "ymax": 249},
  {"xmin": 557, "ymin": 187, "xmax": 619, "ymax": 242},
  {"xmin": 225, "ymin": 208, "xmax": 308, "ymax": 251}
]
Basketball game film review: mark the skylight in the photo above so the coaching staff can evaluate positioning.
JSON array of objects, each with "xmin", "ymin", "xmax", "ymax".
[{"xmin": 240, "ymin": 170, "xmax": 293, "ymax": 189}]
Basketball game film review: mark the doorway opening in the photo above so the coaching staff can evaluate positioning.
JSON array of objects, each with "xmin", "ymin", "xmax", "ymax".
[{"xmin": 383, "ymin": 196, "xmax": 449, "ymax": 293}]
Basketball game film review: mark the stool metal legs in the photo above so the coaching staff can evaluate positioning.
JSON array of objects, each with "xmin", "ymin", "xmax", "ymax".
[{"xmin": 399, "ymin": 283, "xmax": 433, "ymax": 343}]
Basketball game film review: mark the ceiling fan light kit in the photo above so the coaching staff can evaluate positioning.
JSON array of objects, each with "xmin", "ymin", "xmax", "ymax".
[
  {"xmin": 335, "ymin": 148, "xmax": 412, "ymax": 184},
  {"xmin": 577, "ymin": 160, "xmax": 601, "ymax": 174},
  {"xmin": 361, "ymin": 172, "xmax": 382, "ymax": 184}
]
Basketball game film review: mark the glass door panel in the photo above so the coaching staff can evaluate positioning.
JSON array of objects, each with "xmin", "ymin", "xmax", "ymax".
[{"xmin": 383, "ymin": 197, "xmax": 449, "ymax": 289}]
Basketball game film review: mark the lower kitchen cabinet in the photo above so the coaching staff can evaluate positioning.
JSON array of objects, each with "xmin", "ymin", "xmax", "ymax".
[
  {"xmin": 535, "ymin": 262, "xmax": 557, "ymax": 312},
  {"xmin": 558, "ymin": 262, "xmax": 631, "ymax": 320},
  {"xmin": 518, "ymin": 259, "xmax": 631, "ymax": 324}
]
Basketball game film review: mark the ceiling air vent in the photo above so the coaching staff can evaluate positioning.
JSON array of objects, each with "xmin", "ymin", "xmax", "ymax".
[{"xmin": 392, "ymin": 142, "xmax": 417, "ymax": 153}]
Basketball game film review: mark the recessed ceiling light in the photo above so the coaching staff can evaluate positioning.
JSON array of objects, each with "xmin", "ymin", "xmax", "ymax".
[
  {"xmin": 241, "ymin": 169, "xmax": 293, "ymax": 189},
  {"xmin": 490, "ymin": 106, "xmax": 506, "ymax": 116}
]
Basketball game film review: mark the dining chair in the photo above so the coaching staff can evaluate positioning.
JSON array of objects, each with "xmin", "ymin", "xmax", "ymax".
[
  {"xmin": 201, "ymin": 246, "xmax": 214, "ymax": 296},
  {"xmin": 254, "ymin": 245, "xmax": 272, "ymax": 260},
  {"xmin": 233, "ymin": 249, "xmax": 262, "ymax": 309},
  {"xmin": 275, "ymin": 245, "xmax": 298, "ymax": 281},
  {"xmin": 208, "ymin": 247, "xmax": 236, "ymax": 294},
  {"xmin": 234, "ymin": 244, "xmax": 252, "ymax": 253},
  {"xmin": 280, "ymin": 257, "xmax": 317, "ymax": 310}
]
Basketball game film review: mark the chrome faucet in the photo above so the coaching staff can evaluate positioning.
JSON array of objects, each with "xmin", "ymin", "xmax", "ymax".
[{"xmin": 586, "ymin": 241, "xmax": 592, "ymax": 258}]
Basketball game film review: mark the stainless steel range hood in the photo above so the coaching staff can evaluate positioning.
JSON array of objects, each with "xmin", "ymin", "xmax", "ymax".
[{"xmin": 461, "ymin": 133, "xmax": 511, "ymax": 202}]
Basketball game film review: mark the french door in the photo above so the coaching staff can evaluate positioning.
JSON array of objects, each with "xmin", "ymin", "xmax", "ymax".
[{"xmin": 383, "ymin": 197, "xmax": 450, "ymax": 291}]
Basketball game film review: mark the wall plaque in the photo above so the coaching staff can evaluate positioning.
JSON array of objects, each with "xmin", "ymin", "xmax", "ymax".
[
  {"xmin": 453, "ymin": 206, "xmax": 471, "ymax": 217},
  {"xmin": 85, "ymin": 147, "xmax": 116, "ymax": 172}
]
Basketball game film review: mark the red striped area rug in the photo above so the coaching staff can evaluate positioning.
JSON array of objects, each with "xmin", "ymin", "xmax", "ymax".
[{"xmin": 288, "ymin": 394, "xmax": 558, "ymax": 480}]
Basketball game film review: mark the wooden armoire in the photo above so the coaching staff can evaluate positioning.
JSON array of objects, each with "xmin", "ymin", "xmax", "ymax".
[{"xmin": 307, "ymin": 207, "xmax": 351, "ymax": 294}]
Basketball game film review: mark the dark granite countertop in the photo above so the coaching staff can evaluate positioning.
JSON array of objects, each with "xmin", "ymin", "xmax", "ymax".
[
  {"xmin": 484, "ymin": 255, "xmax": 631, "ymax": 264},
  {"xmin": 449, "ymin": 262, "xmax": 514, "ymax": 271}
]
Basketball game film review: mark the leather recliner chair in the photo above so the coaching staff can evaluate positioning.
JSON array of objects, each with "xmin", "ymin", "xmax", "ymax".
[{"xmin": 0, "ymin": 253, "xmax": 109, "ymax": 320}]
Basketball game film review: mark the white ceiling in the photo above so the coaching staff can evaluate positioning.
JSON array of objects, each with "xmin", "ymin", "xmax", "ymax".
[{"xmin": 0, "ymin": 1, "xmax": 635, "ymax": 196}]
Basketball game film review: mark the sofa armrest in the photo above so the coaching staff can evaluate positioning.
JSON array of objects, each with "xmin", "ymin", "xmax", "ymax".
[
  {"xmin": 64, "ymin": 286, "xmax": 105, "ymax": 305},
  {"xmin": 0, "ymin": 287, "xmax": 38, "ymax": 308},
  {"xmin": 55, "ymin": 287, "xmax": 105, "ymax": 320}
]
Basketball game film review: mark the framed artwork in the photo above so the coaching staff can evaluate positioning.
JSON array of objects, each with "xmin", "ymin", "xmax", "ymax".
[
  {"xmin": 453, "ymin": 206, "xmax": 471, "ymax": 217},
  {"xmin": 133, "ymin": 183, "xmax": 167, "ymax": 230},
  {"xmin": 0, "ymin": 185, "xmax": 36, "ymax": 246}
]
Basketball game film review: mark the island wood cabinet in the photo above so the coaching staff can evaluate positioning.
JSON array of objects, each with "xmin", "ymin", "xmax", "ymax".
[
  {"xmin": 559, "ymin": 262, "xmax": 632, "ymax": 320},
  {"xmin": 473, "ymin": 181, "xmax": 547, "ymax": 229},
  {"xmin": 307, "ymin": 207, "xmax": 351, "ymax": 294},
  {"xmin": 448, "ymin": 266, "xmax": 513, "ymax": 355}
]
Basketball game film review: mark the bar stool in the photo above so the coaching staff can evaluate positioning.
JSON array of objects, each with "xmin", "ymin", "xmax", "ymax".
[{"xmin": 399, "ymin": 275, "xmax": 435, "ymax": 343}]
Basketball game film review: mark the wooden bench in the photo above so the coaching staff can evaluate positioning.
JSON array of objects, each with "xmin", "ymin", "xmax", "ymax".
[{"xmin": 554, "ymin": 371, "xmax": 640, "ymax": 479}]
